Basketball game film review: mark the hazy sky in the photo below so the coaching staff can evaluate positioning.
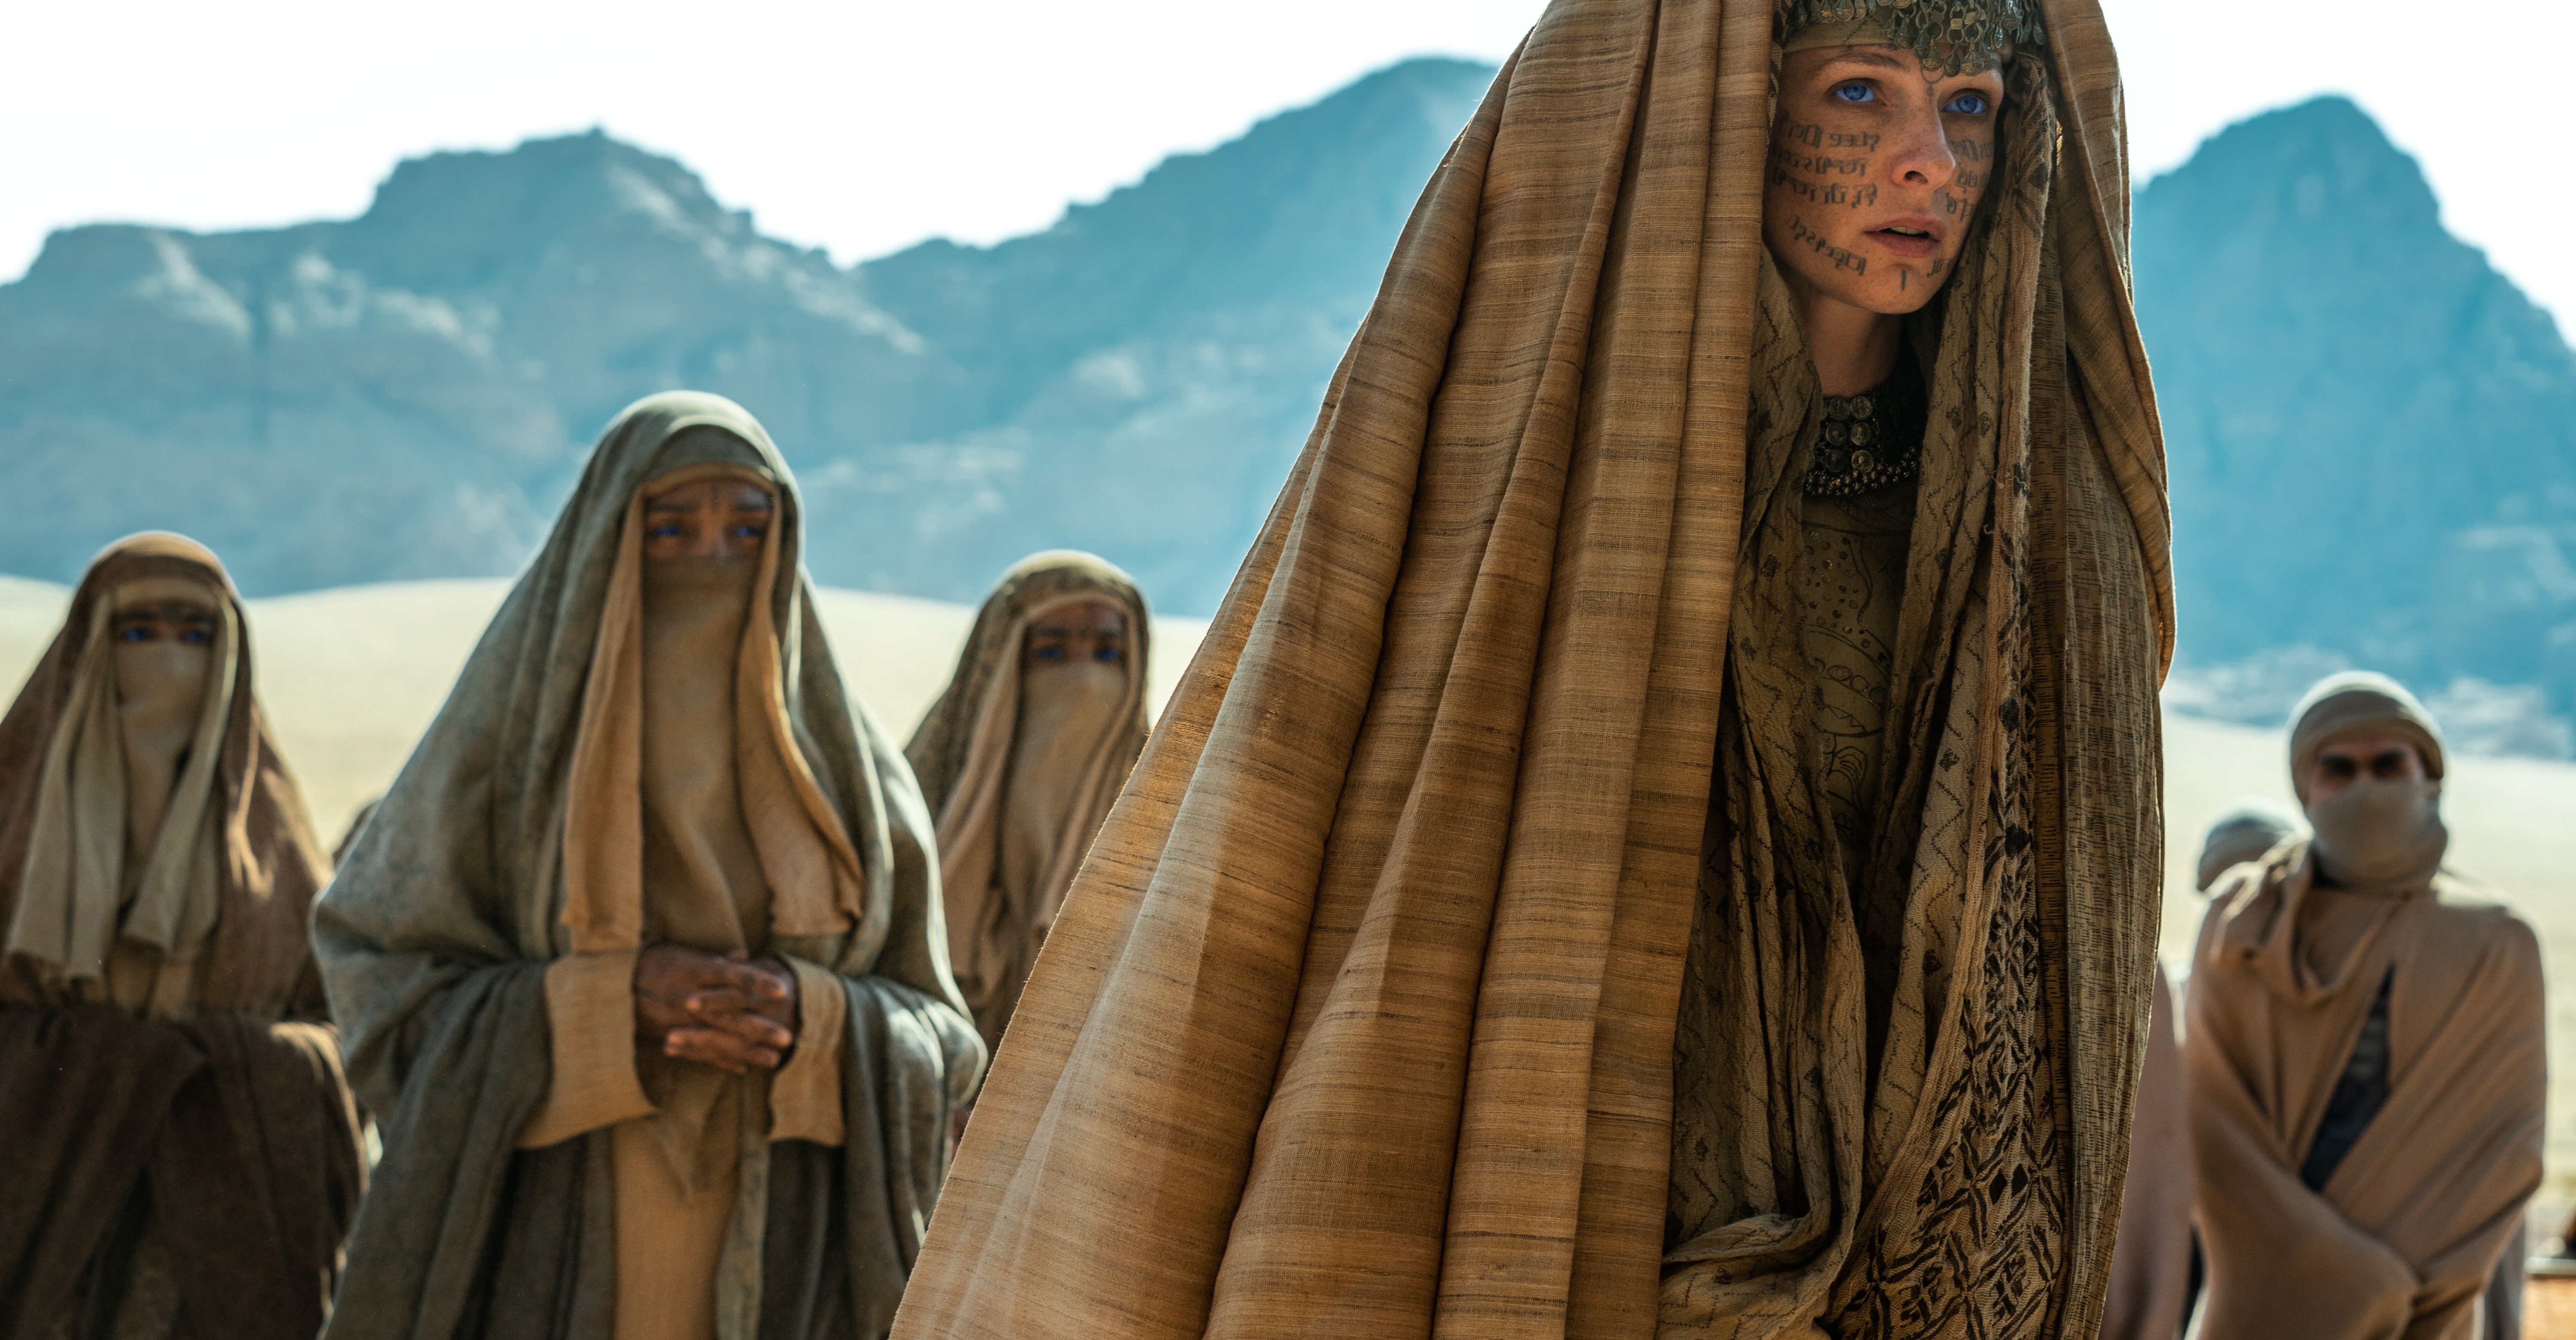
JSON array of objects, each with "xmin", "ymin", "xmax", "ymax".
[{"xmin": 8, "ymin": 1, "xmax": 2569, "ymax": 325}]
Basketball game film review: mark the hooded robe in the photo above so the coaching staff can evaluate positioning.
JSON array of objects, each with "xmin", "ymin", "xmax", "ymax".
[
  {"xmin": 904, "ymin": 553, "xmax": 1151, "ymax": 1054},
  {"xmin": 316, "ymin": 393, "xmax": 984, "ymax": 1340},
  {"xmin": 0, "ymin": 532, "xmax": 361, "ymax": 1340},
  {"xmin": 891, "ymin": 0, "xmax": 2171, "ymax": 1336},
  {"xmin": 2187, "ymin": 675, "xmax": 2543, "ymax": 1340}
]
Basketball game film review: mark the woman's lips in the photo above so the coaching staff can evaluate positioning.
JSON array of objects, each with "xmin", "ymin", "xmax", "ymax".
[{"xmin": 1863, "ymin": 217, "xmax": 1943, "ymax": 259}]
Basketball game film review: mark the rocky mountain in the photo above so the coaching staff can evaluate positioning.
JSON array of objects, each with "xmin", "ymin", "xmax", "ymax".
[
  {"xmin": 2132, "ymin": 96, "xmax": 2576, "ymax": 737},
  {"xmin": 0, "ymin": 57, "xmax": 1496, "ymax": 610},
  {"xmin": 9, "ymin": 71, "xmax": 2576, "ymax": 746}
]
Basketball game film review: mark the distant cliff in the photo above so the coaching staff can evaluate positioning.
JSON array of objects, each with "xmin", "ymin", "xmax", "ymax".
[
  {"xmin": 9, "ymin": 74, "xmax": 2576, "ymax": 746},
  {"xmin": 2133, "ymin": 96, "xmax": 2576, "ymax": 738},
  {"xmin": 0, "ymin": 58, "xmax": 1495, "ymax": 613}
]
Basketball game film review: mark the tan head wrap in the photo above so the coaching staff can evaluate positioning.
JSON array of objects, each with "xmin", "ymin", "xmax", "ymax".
[
  {"xmin": 2285, "ymin": 672, "xmax": 2448, "ymax": 895},
  {"xmin": 2194, "ymin": 796, "xmax": 2304, "ymax": 892},
  {"xmin": 2288, "ymin": 671, "xmax": 2446, "ymax": 801},
  {"xmin": 0, "ymin": 534, "xmax": 328, "ymax": 1020},
  {"xmin": 905, "ymin": 552, "xmax": 1150, "ymax": 1052},
  {"xmin": 896, "ymin": 0, "xmax": 2170, "ymax": 1336}
]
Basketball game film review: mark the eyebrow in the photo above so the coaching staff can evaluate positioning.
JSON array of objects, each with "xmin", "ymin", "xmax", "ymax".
[{"xmin": 1822, "ymin": 49, "xmax": 1916, "ymax": 73}]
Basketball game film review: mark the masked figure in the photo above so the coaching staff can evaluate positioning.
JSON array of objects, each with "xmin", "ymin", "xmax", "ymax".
[
  {"xmin": 318, "ymin": 393, "xmax": 984, "ymax": 1340},
  {"xmin": 2186, "ymin": 673, "xmax": 2543, "ymax": 1340},
  {"xmin": 894, "ymin": 0, "xmax": 2170, "ymax": 1335},
  {"xmin": 0, "ymin": 533, "xmax": 361, "ymax": 1339},
  {"xmin": 905, "ymin": 554, "xmax": 1150, "ymax": 1055}
]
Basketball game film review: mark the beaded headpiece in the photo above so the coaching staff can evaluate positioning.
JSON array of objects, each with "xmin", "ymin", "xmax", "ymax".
[{"xmin": 1780, "ymin": 0, "xmax": 2045, "ymax": 75}]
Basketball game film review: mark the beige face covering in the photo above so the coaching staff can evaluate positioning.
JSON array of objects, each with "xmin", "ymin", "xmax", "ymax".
[
  {"xmin": 3, "ymin": 575, "xmax": 233, "ymax": 1018},
  {"xmin": 999, "ymin": 659, "xmax": 1129, "ymax": 920},
  {"xmin": 640, "ymin": 547, "xmax": 769, "ymax": 951},
  {"xmin": 116, "ymin": 595, "xmax": 214, "ymax": 874},
  {"xmin": 630, "ymin": 467, "xmax": 775, "ymax": 1196}
]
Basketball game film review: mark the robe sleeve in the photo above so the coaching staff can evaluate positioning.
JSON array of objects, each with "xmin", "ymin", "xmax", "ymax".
[
  {"xmin": 769, "ymin": 954, "xmax": 848, "ymax": 1146},
  {"xmin": 516, "ymin": 949, "xmax": 653, "ymax": 1148}
]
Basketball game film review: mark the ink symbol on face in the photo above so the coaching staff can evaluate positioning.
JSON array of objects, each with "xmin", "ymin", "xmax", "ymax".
[{"xmin": 1762, "ymin": 43, "xmax": 2003, "ymax": 315}]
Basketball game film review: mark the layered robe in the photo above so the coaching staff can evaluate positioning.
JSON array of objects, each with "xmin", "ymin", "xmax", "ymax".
[
  {"xmin": 904, "ymin": 553, "xmax": 1151, "ymax": 1053},
  {"xmin": 2187, "ymin": 847, "xmax": 2543, "ymax": 1340},
  {"xmin": 2096, "ymin": 964, "xmax": 2189, "ymax": 1340},
  {"xmin": 892, "ymin": 0, "xmax": 2172, "ymax": 1336},
  {"xmin": 316, "ymin": 393, "xmax": 984, "ymax": 1340},
  {"xmin": 0, "ymin": 532, "xmax": 361, "ymax": 1340}
]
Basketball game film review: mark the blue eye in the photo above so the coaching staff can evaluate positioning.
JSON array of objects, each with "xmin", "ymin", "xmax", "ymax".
[
  {"xmin": 1833, "ymin": 82, "xmax": 1875, "ymax": 104},
  {"xmin": 181, "ymin": 629, "xmax": 211, "ymax": 644},
  {"xmin": 731, "ymin": 524, "xmax": 764, "ymax": 540},
  {"xmin": 1034, "ymin": 646, "xmax": 1066, "ymax": 661},
  {"xmin": 1094, "ymin": 646, "xmax": 1123, "ymax": 664},
  {"xmin": 1944, "ymin": 91, "xmax": 1990, "ymax": 115},
  {"xmin": 119, "ymin": 626, "xmax": 149, "ymax": 642}
]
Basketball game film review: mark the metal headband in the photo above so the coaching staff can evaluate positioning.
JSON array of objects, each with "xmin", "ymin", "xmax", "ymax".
[{"xmin": 1780, "ymin": 0, "xmax": 2045, "ymax": 75}]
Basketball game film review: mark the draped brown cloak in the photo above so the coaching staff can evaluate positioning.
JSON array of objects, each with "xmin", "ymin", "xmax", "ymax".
[
  {"xmin": 2187, "ymin": 850, "xmax": 2544, "ymax": 1340},
  {"xmin": 904, "ymin": 552, "xmax": 1151, "ymax": 1053},
  {"xmin": 893, "ymin": 2, "xmax": 2170, "ymax": 1337},
  {"xmin": 315, "ymin": 393, "xmax": 984, "ymax": 1340},
  {"xmin": 0, "ymin": 533, "xmax": 361, "ymax": 1340}
]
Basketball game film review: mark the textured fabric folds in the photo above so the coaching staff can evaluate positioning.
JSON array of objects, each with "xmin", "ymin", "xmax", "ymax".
[
  {"xmin": 904, "ymin": 552, "xmax": 1151, "ymax": 1052},
  {"xmin": 2187, "ymin": 848, "xmax": 2543, "ymax": 1340},
  {"xmin": 0, "ymin": 533, "xmax": 331, "ymax": 1018},
  {"xmin": 0, "ymin": 535, "xmax": 356, "ymax": 1340},
  {"xmin": 893, "ymin": 2, "xmax": 2168, "ymax": 1337},
  {"xmin": 0, "ymin": 1005, "xmax": 364, "ymax": 1340},
  {"xmin": 316, "ymin": 391, "xmax": 984, "ymax": 1340},
  {"xmin": 2095, "ymin": 962, "xmax": 2190, "ymax": 1340}
]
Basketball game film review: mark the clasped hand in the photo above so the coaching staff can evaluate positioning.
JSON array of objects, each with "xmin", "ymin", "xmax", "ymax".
[{"xmin": 634, "ymin": 944, "xmax": 798, "ymax": 1073}]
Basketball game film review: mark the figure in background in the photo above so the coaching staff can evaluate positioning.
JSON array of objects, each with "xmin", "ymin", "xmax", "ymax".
[
  {"xmin": 2187, "ymin": 673, "xmax": 2543, "ymax": 1340},
  {"xmin": 2104, "ymin": 798, "xmax": 2307, "ymax": 1340},
  {"xmin": 2099, "ymin": 960, "xmax": 2189, "ymax": 1340},
  {"xmin": 2195, "ymin": 797, "xmax": 2303, "ymax": 897},
  {"xmin": 0, "ymin": 532, "xmax": 362, "ymax": 1338},
  {"xmin": 904, "ymin": 553, "xmax": 1150, "ymax": 1056},
  {"xmin": 893, "ymin": 0, "xmax": 2172, "ymax": 1334},
  {"xmin": 318, "ymin": 393, "xmax": 983, "ymax": 1340}
]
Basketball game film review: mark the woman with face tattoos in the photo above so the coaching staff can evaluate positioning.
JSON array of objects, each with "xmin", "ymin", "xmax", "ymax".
[
  {"xmin": 0, "ymin": 533, "xmax": 361, "ymax": 1339},
  {"xmin": 895, "ymin": 0, "xmax": 2169, "ymax": 1336},
  {"xmin": 318, "ymin": 393, "xmax": 983, "ymax": 1340},
  {"xmin": 2187, "ymin": 673, "xmax": 2543, "ymax": 1340}
]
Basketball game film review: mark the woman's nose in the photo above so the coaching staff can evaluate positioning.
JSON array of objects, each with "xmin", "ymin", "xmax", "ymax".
[{"xmin": 1889, "ymin": 107, "xmax": 1956, "ymax": 189}]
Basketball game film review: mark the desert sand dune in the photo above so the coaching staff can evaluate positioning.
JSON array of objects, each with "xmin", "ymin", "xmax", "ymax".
[{"xmin": 1, "ymin": 576, "xmax": 2566, "ymax": 1209}]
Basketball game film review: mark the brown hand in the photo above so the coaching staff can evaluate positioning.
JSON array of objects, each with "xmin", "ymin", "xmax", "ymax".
[{"xmin": 634, "ymin": 945, "xmax": 799, "ymax": 1073}]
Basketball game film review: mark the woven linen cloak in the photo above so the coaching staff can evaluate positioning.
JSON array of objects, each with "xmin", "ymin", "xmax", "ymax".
[
  {"xmin": 316, "ymin": 392, "xmax": 984, "ymax": 1340},
  {"xmin": 0, "ymin": 533, "xmax": 362, "ymax": 1339},
  {"xmin": 2187, "ymin": 850, "xmax": 2543, "ymax": 1340},
  {"xmin": 894, "ymin": 0, "xmax": 2171, "ymax": 1336},
  {"xmin": 904, "ymin": 552, "xmax": 1151, "ymax": 1052}
]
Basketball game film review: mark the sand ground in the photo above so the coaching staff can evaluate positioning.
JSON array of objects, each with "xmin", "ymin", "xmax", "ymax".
[{"xmin": 3, "ymin": 575, "xmax": 2568, "ymax": 1224}]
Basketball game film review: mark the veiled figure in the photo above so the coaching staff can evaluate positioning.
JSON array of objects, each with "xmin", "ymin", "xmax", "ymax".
[
  {"xmin": 2188, "ymin": 675, "xmax": 2543, "ymax": 1340},
  {"xmin": 318, "ymin": 393, "xmax": 984, "ymax": 1340},
  {"xmin": 905, "ymin": 553, "xmax": 1151, "ymax": 1054},
  {"xmin": 0, "ymin": 532, "xmax": 362, "ymax": 1340},
  {"xmin": 893, "ymin": 0, "xmax": 2169, "ymax": 1336}
]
